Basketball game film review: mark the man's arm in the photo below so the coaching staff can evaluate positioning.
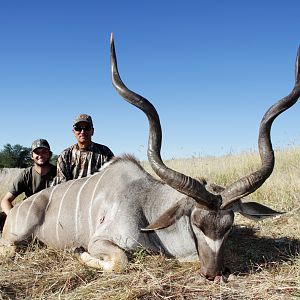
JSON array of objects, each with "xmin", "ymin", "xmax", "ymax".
[
  {"xmin": 1, "ymin": 192, "xmax": 16, "ymax": 215},
  {"xmin": 1, "ymin": 169, "xmax": 27, "ymax": 214},
  {"xmin": 104, "ymin": 146, "xmax": 114, "ymax": 162}
]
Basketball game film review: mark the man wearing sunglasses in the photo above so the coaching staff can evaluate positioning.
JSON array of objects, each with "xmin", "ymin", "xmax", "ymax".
[
  {"xmin": 53, "ymin": 114, "xmax": 114, "ymax": 185},
  {"xmin": 0, "ymin": 139, "xmax": 56, "ymax": 227}
]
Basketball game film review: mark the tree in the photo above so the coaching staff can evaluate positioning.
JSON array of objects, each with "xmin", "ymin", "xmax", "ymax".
[
  {"xmin": 0, "ymin": 144, "xmax": 32, "ymax": 168},
  {"xmin": 50, "ymin": 154, "xmax": 58, "ymax": 166}
]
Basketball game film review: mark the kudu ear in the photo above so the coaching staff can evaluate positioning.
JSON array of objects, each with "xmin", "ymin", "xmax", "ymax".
[
  {"xmin": 229, "ymin": 200, "xmax": 284, "ymax": 221},
  {"xmin": 141, "ymin": 198, "xmax": 193, "ymax": 231}
]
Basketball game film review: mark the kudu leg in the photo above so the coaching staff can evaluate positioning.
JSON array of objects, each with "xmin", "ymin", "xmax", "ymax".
[{"xmin": 77, "ymin": 239, "xmax": 128, "ymax": 272}]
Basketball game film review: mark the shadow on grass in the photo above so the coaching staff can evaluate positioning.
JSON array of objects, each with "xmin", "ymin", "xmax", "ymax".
[
  {"xmin": 224, "ymin": 225, "xmax": 300, "ymax": 275},
  {"xmin": 0, "ymin": 286, "xmax": 17, "ymax": 300}
]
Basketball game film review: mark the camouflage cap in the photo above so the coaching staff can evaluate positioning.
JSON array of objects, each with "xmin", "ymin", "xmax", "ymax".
[
  {"xmin": 73, "ymin": 114, "xmax": 93, "ymax": 127},
  {"xmin": 31, "ymin": 139, "xmax": 51, "ymax": 152}
]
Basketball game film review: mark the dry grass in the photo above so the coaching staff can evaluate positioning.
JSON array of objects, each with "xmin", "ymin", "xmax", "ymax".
[
  {"xmin": 0, "ymin": 168, "xmax": 23, "ymax": 203},
  {"xmin": 1, "ymin": 148, "xmax": 300, "ymax": 299}
]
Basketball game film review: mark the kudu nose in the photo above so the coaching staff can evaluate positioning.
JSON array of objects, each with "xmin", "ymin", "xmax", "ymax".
[
  {"xmin": 205, "ymin": 274, "xmax": 216, "ymax": 281},
  {"xmin": 201, "ymin": 272, "xmax": 224, "ymax": 282},
  {"xmin": 201, "ymin": 265, "xmax": 231, "ymax": 282},
  {"xmin": 200, "ymin": 269, "xmax": 220, "ymax": 281}
]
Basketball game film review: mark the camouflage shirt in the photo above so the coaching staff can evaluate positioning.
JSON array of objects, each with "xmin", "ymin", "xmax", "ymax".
[
  {"xmin": 53, "ymin": 142, "xmax": 114, "ymax": 185},
  {"xmin": 9, "ymin": 165, "xmax": 57, "ymax": 198}
]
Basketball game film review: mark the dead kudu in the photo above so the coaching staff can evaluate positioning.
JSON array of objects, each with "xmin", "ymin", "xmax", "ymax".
[{"xmin": 0, "ymin": 36, "xmax": 299, "ymax": 281}]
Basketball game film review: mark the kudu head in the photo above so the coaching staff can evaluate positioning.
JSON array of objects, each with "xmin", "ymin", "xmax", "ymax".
[{"xmin": 110, "ymin": 33, "xmax": 300, "ymax": 280}]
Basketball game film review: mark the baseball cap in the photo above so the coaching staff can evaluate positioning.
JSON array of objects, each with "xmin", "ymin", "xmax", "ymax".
[
  {"xmin": 31, "ymin": 139, "xmax": 51, "ymax": 152},
  {"xmin": 73, "ymin": 114, "xmax": 93, "ymax": 127}
]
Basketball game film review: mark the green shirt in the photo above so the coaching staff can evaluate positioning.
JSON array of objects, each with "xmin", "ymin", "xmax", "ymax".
[{"xmin": 9, "ymin": 165, "xmax": 57, "ymax": 198}]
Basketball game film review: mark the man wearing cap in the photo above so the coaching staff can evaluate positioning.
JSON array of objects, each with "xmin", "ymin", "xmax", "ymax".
[
  {"xmin": 0, "ymin": 139, "xmax": 56, "ymax": 216},
  {"xmin": 53, "ymin": 113, "xmax": 114, "ymax": 185}
]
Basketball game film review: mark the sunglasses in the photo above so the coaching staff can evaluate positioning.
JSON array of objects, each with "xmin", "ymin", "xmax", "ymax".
[{"xmin": 73, "ymin": 125, "xmax": 92, "ymax": 132}]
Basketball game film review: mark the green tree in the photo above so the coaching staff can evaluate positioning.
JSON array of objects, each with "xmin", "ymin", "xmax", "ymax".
[
  {"xmin": 50, "ymin": 154, "xmax": 58, "ymax": 166},
  {"xmin": 0, "ymin": 144, "xmax": 32, "ymax": 168}
]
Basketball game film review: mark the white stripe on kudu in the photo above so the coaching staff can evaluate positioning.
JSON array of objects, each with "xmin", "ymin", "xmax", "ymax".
[
  {"xmin": 25, "ymin": 192, "xmax": 41, "ymax": 229},
  {"xmin": 88, "ymin": 168, "xmax": 111, "ymax": 236},
  {"xmin": 45, "ymin": 185, "xmax": 58, "ymax": 212},
  {"xmin": 56, "ymin": 180, "xmax": 77, "ymax": 244},
  {"xmin": 75, "ymin": 175, "xmax": 95, "ymax": 241},
  {"xmin": 204, "ymin": 235, "xmax": 224, "ymax": 253},
  {"xmin": 13, "ymin": 202, "xmax": 21, "ymax": 234},
  {"xmin": 14, "ymin": 192, "xmax": 40, "ymax": 234},
  {"xmin": 41, "ymin": 185, "xmax": 59, "ymax": 239}
]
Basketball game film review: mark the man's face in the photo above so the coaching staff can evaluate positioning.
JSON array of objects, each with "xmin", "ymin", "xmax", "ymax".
[
  {"xmin": 72, "ymin": 121, "xmax": 94, "ymax": 144},
  {"xmin": 32, "ymin": 148, "xmax": 51, "ymax": 166}
]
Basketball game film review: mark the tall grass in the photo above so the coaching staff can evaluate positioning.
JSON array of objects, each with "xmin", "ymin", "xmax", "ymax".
[
  {"xmin": 0, "ymin": 168, "xmax": 24, "ymax": 203},
  {"xmin": 142, "ymin": 147, "xmax": 300, "ymax": 211},
  {"xmin": 0, "ymin": 168, "xmax": 22, "ymax": 193},
  {"xmin": 0, "ymin": 148, "xmax": 299, "ymax": 299}
]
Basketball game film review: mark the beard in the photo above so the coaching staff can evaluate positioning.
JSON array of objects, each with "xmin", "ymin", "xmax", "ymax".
[{"xmin": 34, "ymin": 159, "xmax": 51, "ymax": 167}]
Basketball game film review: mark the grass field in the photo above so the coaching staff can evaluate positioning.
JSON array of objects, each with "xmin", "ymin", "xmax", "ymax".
[{"xmin": 0, "ymin": 148, "xmax": 299, "ymax": 299}]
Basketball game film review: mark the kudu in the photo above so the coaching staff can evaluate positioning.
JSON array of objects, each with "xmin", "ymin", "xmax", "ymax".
[{"xmin": 0, "ymin": 35, "xmax": 299, "ymax": 281}]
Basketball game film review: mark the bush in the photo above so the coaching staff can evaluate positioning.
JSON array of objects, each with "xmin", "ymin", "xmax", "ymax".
[{"xmin": 0, "ymin": 144, "xmax": 32, "ymax": 168}]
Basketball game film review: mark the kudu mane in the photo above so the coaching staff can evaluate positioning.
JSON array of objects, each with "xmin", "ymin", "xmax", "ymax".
[{"xmin": 110, "ymin": 153, "xmax": 143, "ymax": 169}]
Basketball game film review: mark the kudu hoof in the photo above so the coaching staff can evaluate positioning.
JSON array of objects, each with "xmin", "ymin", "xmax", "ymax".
[{"xmin": 74, "ymin": 246, "xmax": 86, "ymax": 256}]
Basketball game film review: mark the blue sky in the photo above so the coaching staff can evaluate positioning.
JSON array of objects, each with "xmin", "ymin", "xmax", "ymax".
[{"xmin": 1, "ymin": 1, "xmax": 299, "ymax": 160}]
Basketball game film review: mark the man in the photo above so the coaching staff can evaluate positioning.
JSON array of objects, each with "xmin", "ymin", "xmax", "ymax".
[
  {"xmin": 0, "ymin": 139, "xmax": 56, "ymax": 216},
  {"xmin": 53, "ymin": 114, "xmax": 114, "ymax": 185}
]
